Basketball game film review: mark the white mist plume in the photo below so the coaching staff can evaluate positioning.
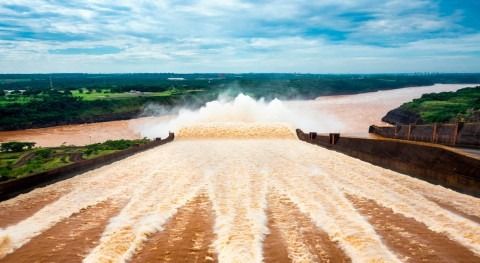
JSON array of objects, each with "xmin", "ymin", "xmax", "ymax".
[{"xmin": 134, "ymin": 93, "xmax": 344, "ymax": 138}]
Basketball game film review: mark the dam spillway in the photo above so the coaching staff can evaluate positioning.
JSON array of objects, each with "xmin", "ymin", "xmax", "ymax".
[{"xmin": 0, "ymin": 124, "xmax": 479, "ymax": 262}]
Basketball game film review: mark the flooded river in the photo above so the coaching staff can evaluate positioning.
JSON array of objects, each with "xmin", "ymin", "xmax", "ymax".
[{"xmin": 0, "ymin": 84, "xmax": 476, "ymax": 147}]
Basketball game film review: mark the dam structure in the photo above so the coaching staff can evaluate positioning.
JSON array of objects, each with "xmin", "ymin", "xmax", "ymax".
[{"xmin": 0, "ymin": 123, "xmax": 479, "ymax": 262}]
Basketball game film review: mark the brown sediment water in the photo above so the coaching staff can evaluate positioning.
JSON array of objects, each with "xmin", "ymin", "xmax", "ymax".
[
  {"xmin": 380, "ymin": 171, "xmax": 480, "ymax": 221},
  {"xmin": 348, "ymin": 195, "xmax": 480, "ymax": 262},
  {"xmin": 0, "ymin": 144, "xmax": 186, "ymax": 259},
  {"xmin": 283, "ymin": 141, "xmax": 480, "ymax": 255},
  {"xmin": 0, "ymin": 199, "xmax": 125, "ymax": 263},
  {"xmin": 263, "ymin": 207, "xmax": 290, "ymax": 263},
  {"xmin": 264, "ymin": 191, "xmax": 351, "ymax": 262},
  {"xmin": 0, "ymin": 123, "xmax": 479, "ymax": 262},
  {"xmin": 0, "ymin": 116, "xmax": 172, "ymax": 147},
  {"xmin": 0, "ymin": 191, "xmax": 63, "ymax": 229},
  {"xmin": 425, "ymin": 197, "xmax": 480, "ymax": 225},
  {"xmin": 176, "ymin": 123, "xmax": 296, "ymax": 139},
  {"xmin": 130, "ymin": 193, "xmax": 217, "ymax": 263}
]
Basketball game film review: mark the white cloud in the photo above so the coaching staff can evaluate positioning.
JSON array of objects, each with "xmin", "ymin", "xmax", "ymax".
[{"xmin": 0, "ymin": 0, "xmax": 478, "ymax": 72}]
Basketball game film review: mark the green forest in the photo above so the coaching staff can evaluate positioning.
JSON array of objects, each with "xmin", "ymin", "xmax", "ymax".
[
  {"xmin": 399, "ymin": 86, "xmax": 480, "ymax": 123},
  {"xmin": 1, "ymin": 73, "xmax": 480, "ymax": 130}
]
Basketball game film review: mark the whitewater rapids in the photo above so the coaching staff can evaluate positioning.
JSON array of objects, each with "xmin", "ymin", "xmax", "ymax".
[{"xmin": 0, "ymin": 123, "xmax": 479, "ymax": 262}]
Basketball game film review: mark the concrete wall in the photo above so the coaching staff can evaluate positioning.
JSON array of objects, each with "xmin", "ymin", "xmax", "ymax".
[
  {"xmin": 0, "ymin": 133, "xmax": 175, "ymax": 201},
  {"xmin": 458, "ymin": 123, "xmax": 480, "ymax": 146},
  {"xmin": 370, "ymin": 122, "xmax": 480, "ymax": 148},
  {"xmin": 297, "ymin": 129, "xmax": 480, "ymax": 197}
]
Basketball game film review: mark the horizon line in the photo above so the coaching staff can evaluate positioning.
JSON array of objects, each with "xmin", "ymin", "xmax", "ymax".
[{"xmin": 1, "ymin": 72, "xmax": 480, "ymax": 75}]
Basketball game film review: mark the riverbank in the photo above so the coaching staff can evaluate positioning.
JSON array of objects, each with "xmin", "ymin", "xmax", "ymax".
[
  {"xmin": 382, "ymin": 86, "xmax": 480, "ymax": 125},
  {"xmin": 0, "ymin": 84, "xmax": 477, "ymax": 147},
  {"xmin": 0, "ymin": 134, "xmax": 174, "ymax": 200},
  {"xmin": 0, "ymin": 139, "xmax": 153, "ymax": 182}
]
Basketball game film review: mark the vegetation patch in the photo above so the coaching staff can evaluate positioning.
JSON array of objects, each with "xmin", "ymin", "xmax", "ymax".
[
  {"xmin": 1, "ymin": 73, "xmax": 480, "ymax": 130},
  {"xmin": 399, "ymin": 86, "xmax": 480, "ymax": 123},
  {"xmin": 0, "ymin": 139, "xmax": 151, "ymax": 182}
]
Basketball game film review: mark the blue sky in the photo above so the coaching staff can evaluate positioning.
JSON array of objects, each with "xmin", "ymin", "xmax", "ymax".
[{"xmin": 0, "ymin": 0, "xmax": 479, "ymax": 73}]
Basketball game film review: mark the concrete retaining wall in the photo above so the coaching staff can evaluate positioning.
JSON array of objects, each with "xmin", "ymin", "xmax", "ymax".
[
  {"xmin": 298, "ymin": 129, "xmax": 480, "ymax": 197},
  {"xmin": 0, "ymin": 133, "xmax": 175, "ymax": 201},
  {"xmin": 458, "ymin": 123, "xmax": 480, "ymax": 146},
  {"xmin": 370, "ymin": 122, "xmax": 480, "ymax": 148}
]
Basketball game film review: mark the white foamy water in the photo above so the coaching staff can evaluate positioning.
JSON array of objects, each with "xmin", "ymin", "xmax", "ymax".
[
  {"xmin": 136, "ymin": 93, "xmax": 344, "ymax": 139},
  {"xmin": 205, "ymin": 140, "xmax": 269, "ymax": 262},
  {"xmin": 0, "ymin": 149, "xmax": 169, "ymax": 257},
  {"xmin": 256, "ymin": 142, "xmax": 401, "ymax": 262},
  {"xmin": 266, "ymin": 191, "xmax": 320, "ymax": 262},
  {"xmin": 84, "ymin": 157, "xmax": 207, "ymax": 262},
  {"xmin": 0, "ymin": 124, "xmax": 479, "ymax": 262},
  {"xmin": 280, "ymin": 142, "xmax": 480, "ymax": 255}
]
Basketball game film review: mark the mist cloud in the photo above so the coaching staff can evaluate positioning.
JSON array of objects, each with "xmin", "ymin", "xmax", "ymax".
[{"xmin": 134, "ymin": 93, "xmax": 344, "ymax": 138}]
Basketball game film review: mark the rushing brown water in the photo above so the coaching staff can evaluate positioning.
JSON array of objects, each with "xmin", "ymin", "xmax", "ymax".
[
  {"xmin": 0, "ymin": 84, "xmax": 476, "ymax": 147},
  {"xmin": 0, "ymin": 124, "xmax": 479, "ymax": 262},
  {"xmin": 1, "ymin": 85, "xmax": 479, "ymax": 262}
]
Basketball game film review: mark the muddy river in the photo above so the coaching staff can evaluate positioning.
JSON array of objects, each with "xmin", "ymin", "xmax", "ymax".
[{"xmin": 0, "ymin": 83, "xmax": 475, "ymax": 147}]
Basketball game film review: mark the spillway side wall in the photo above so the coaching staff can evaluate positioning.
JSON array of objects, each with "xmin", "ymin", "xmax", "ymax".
[
  {"xmin": 297, "ymin": 129, "xmax": 480, "ymax": 197},
  {"xmin": 0, "ymin": 133, "xmax": 175, "ymax": 201},
  {"xmin": 369, "ymin": 123, "xmax": 480, "ymax": 148}
]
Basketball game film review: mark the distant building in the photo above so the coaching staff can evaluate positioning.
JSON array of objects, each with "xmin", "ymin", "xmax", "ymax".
[{"xmin": 168, "ymin": 78, "xmax": 185, "ymax": 81}]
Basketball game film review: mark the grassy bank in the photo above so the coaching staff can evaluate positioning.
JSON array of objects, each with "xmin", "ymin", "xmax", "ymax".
[
  {"xmin": 399, "ymin": 86, "xmax": 480, "ymax": 123},
  {"xmin": 0, "ymin": 139, "xmax": 151, "ymax": 181}
]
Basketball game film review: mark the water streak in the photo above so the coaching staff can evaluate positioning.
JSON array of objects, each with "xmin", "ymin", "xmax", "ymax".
[{"xmin": 0, "ymin": 124, "xmax": 479, "ymax": 262}]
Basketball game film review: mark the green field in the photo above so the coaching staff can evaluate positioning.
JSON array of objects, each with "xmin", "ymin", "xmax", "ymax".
[
  {"xmin": 0, "ymin": 139, "xmax": 151, "ymax": 181},
  {"xmin": 70, "ymin": 89, "xmax": 186, "ymax": 101},
  {"xmin": 0, "ymin": 88, "xmax": 203, "ymax": 106},
  {"xmin": 0, "ymin": 94, "xmax": 44, "ymax": 105}
]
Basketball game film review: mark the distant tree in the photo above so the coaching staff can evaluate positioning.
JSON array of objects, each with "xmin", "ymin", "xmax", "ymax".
[
  {"xmin": 0, "ymin": 90, "xmax": 5, "ymax": 96},
  {"xmin": 34, "ymin": 148, "xmax": 53, "ymax": 158},
  {"xmin": 78, "ymin": 89, "xmax": 84, "ymax": 93},
  {"xmin": 26, "ymin": 89, "xmax": 42, "ymax": 96},
  {"xmin": 0, "ymin": 142, "xmax": 36, "ymax": 152}
]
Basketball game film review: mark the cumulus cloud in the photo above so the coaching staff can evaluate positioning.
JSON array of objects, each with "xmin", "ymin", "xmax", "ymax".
[{"xmin": 0, "ymin": 0, "xmax": 479, "ymax": 72}]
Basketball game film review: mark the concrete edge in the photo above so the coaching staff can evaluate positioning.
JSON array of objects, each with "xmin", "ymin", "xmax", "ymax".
[
  {"xmin": 297, "ymin": 129, "xmax": 480, "ymax": 197},
  {"xmin": 0, "ymin": 133, "xmax": 175, "ymax": 201}
]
